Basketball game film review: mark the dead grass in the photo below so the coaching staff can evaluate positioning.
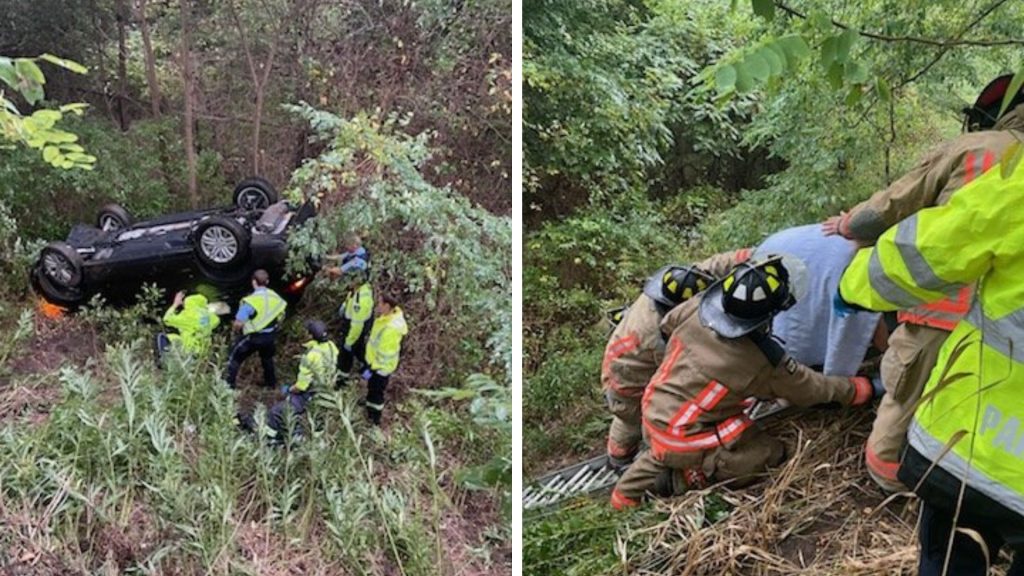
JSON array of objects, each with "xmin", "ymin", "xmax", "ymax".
[{"xmin": 609, "ymin": 408, "xmax": 1014, "ymax": 575}]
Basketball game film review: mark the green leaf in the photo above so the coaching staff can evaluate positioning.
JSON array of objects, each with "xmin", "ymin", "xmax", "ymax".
[
  {"xmin": 715, "ymin": 65, "xmax": 737, "ymax": 92},
  {"xmin": 22, "ymin": 83, "xmax": 44, "ymax": 105},
  {"xmin": 843, "ymin": 61, "xmax": 868, "ymax": 84},
  {"xmin": 0, "ymin": 59, "xmax": 17, "ymax": 89},
  {"xmin": 836, "ymin": 29, "xmax": 858, "ymax": 63},
  {"xmin": 42, "ymin": 145, "xmax": 60, "ymax": 163},
  {"xmin": 760, "ymin": 47, "xmax": 784, "ymax": 76},
  {"xmin": 999, "ymin": 68, "xmax": 1024, "ymax": 120},
  {"xmin": 826, "ymin": 61, "xmax": 844, "ymax": 90},
  {"xmin": 1001, "ymin": 141, "xmax": 1023, "ymax": 178},
  {"xmin": 734, "ymin": 63, "xmax": 754, "ymax": 93},
  {"xmin": 38, "ymin": 53, "xmax": 88, "ymax": 74},
  {"xmin": 745, "ymin": 52, "xmax": 769, "ymax": 82},
  {"xmin": 767, "ymin": 42, "xmax": 790, "ymax": 71},
  {"xmin": 845, "ymin": 86, "xmax": 862, "ymax": 107},
  {"xmin": 777, "ymin": 34, "xmax": 811, "ymax": 68},
  {"xmin": 875, "ymin": 77, "xmax": 891, "ymax": 102},
  {"xmin": 820, "ymin": 36, "xmax": 837, "ymax": 69},
  {"xmin": 751, "ymin": 0, "xmax": 774, "ymax": 20},
  {"xmin": 15, "ymin": 59, "xmax": 45, "ymax": 84},
  {"xmin": 809, "ymin": 10, "xmax": 832, "ymax": 32}
]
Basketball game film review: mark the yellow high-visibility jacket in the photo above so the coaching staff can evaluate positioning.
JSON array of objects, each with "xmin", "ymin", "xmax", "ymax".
[
  {"xmin": 341, "ymin": 282, "xmax": 374, "ymax": 347},
  {"xmin": 163, "ymin": 294, "xmax": 220, "ymax": 355},
  {"xmin": 294, "ymin": 339, "xmax": 339, "ymax": 392},
  {"xmin": 839, "ymin": 163, "xmax": 1024, "ymax": 521},
  {"xmin": 366, "ymin": 307, "xmax": 408, "ymax": 376}
]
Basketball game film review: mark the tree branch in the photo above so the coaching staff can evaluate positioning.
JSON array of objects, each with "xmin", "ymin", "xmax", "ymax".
[{"xmin": 774, "ymin": 0, "xmax": 1023, "ymax": 47}]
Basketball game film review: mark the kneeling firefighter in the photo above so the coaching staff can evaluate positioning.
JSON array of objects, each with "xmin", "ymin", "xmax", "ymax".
[{"xmin": 611, "ymin": 256, "xmax": 879, "ymax": 509}]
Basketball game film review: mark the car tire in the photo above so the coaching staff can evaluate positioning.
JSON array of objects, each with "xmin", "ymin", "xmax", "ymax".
[
  {"xmin": 193, "ymin": 216, "xmax": 251, "ymax": 270},
  {"xmin": 96, "ymin": 203, "xmax": 134, "ymax": 232},
  {"xmin": 233, "ymin": 177, "xmax": 279, "ymax": 211},
  {"xmin": 38, "ymin": 241, "xmax": 84, "ymax": 288}
]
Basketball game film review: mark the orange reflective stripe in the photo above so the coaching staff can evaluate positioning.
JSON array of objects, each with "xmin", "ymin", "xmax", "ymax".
[
  {"xmin": 645, "ymin": 414, "xmax": 754, "ymax": 457},
  {"xmin": 898, "ymin": 287, "xmax": 970, "ymax": 331},
  {"xmin": 982, "ymin": 150, "xmax": 995, "ymax": 173},
  {"xmin": 865, "ymin": 442, "xmax": 900, "ymax": 482},
  {"xmin": 607, "ymin": 436, "xmax": 635, "ymax": 458},
  {"xmin": 642, "ymin": 337, "xmax": 685, "ymax": 412},
  {"xmin": 964, "ymin": 151, "xmax": 977, "ymax": 183},
  {"xmin": 896, "ymin": 312, "xmax": 959, "ymax": 331},
  {"xmin": 610, "ymin": 488, "xmax": 639, "ymax": 510},
  {"xmin": 667, "ymin": 380, "xmax": 728, "ymax": 434},
  {"xmin": 602, "ymin": 333, "xmax": 642, "ymax": 394}
]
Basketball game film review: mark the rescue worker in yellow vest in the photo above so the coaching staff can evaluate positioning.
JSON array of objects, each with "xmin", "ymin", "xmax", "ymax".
[
  {"xmin": 837, "ymin": 161, "xmax": 1024, "ymax": 575},
  {"xmin": 336, "ymin": 270, "xmax": 374, "ymax": 385},
  {"xmin": 611, "ymin": 256, "xmax": 877, "ymax": 510},
  {"xmin": 155, "ymin": 290, "xmax": 220, "ymax": 365},
  {"xmin": 224, "ymin": 269, "xmax": 287, "ymax": 389},
  {"xmin": 238, "ymin": 320, "xmax": 338, "ymax": 442},
  {"xmin": 361, "ymin": 292, "xmax": 408, "ymax": 425},
  {"xmin": 603, "ymin": 249, "xmax": 752, "ymax": 468},
  {"xmin": 822, "ymin": 75, "xmax": 1024, "ymax": 492}
]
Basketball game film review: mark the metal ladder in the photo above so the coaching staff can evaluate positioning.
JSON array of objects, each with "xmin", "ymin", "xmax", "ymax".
[{"xmin": 523, "ymin": 398, "xmax": 791, "ymax": 511}]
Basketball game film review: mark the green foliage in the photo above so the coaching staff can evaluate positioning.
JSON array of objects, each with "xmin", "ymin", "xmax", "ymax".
[
  {"xmin": 0, "ymin": 54, "xmax": 95, "ymax": 169},
  {"xmin": 284, "ymin": 104, "xmax": 512, "ymax": 379}
]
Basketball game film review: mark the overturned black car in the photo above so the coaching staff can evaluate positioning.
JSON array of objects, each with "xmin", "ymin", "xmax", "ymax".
[{"xmin": 32, "ymin": 177, "xmax": 317, "ymax": 308}]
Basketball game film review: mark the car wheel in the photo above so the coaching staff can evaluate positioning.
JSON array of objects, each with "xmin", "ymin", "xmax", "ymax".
[
  {"xmin": 96, "ymin": 203, "xmax": 134, "ymax": 232},
  {"xmin": 194, "ymin": 216, "xmax": 251, "ymax": 269},
  {"xmin": 39, "ymin": 241, "xmax": 84, "ymax": 288},
  {"xmin": 233, "ymin": 177, "xmax": 279, "ymax": 211}
]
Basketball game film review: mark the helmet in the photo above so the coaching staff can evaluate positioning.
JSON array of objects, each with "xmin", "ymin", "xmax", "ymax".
[
  {"xmin": 964, "ymin": 74, "xmax": 1024, "ymax": 132},
  {"xmin": 304, "ymin": 319, "xmax": 329, "ymax": 342},
  {"xmin": 643, "ymin": 265, "xmax": 716, "ymax": 308},
  {"xmin": 698, "ymin": 254, "xmax": 807, "ymax": 338}
]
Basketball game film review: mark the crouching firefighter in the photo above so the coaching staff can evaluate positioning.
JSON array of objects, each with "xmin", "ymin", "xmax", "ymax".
[
  {"xmin": 237, "ymin": 320, "xmax": 338, "ymax": 442},
  {"xmin": 610, "ymin": 256, "xmax": 879, "ymax": 510},
  {"xmin": 602, "ymin": 250, "xmax": 751, "ymax": 469},
  {"xmin": 155, "ymin": 290, "xmax": 220, "ymax": 366}
]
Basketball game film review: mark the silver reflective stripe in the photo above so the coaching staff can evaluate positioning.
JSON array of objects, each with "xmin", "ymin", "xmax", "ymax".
[
  {"xmin": 963, "ymin": 302, "xmax": 1024, "ymax": 364},
  {"xmin": 894, "ymin": 216, "xmax": 963, "ymax": 295},
  {"xmin": 908, "ymin": 420, "xmax": 1024, "ymax": 518},
  {"xmin": 868, "ymin": 249, "xmax": 924, "ymax": 308}
]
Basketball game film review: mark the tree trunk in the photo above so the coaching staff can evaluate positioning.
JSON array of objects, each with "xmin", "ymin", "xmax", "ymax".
[
  {"xmin": 135, "ymin": 0, "xmax": 161, "ymax": 117},
  {"xmin": 180, "ymin": 0, "xmax": 198, "ymax": 208},
  {"xmin": 116, "ymin": 0, "xmax": 129, "ymax": 131},
  {"xmin": 252, "ymin": 90, "xmax": 263, "ymax": 174}
]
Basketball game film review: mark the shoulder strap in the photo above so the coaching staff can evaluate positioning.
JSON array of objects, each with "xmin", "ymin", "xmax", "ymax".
[{"xmin": 748, "ymin": 329, "xmax": 786, "ymax": 368}]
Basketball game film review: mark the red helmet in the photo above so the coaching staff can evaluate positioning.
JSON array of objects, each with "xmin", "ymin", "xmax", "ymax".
[{"xmin": 964, "ymin": 74, "xmax": 1024, "ymax": 132}]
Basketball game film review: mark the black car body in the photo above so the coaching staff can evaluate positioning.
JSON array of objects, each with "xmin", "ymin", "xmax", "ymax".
[{"xmin": 32, "ymin": 177, "xmax": 317, "ymax": 308}]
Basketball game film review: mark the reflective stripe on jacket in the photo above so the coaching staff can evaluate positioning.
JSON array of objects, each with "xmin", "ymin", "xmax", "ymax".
[
  {"xmin": 163, "ymin": 294, "xmax": 220, "ymax": 355},
  {"xmin": 839, "ymin": 162, "xmax": 1024, "ymax": 520},
  {"xmin": 366, "ymin": 307, "xmax": 408, "ymax": 375},
  {"xmin": 241, "ymin": 288, "xmax": 287, "ymax": 334},
  {"xmin": 341, "ymin": 282, "xmax": 374, "ymax": 347},
  {"xmin": 294, "ymin": 339, "xmax": 339, "ymax": 392}
]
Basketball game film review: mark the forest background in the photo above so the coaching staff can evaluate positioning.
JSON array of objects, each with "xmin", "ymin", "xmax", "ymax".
[{"xmin": 523, "ymin": 0, "xmax": 1023, "ymax": 574}]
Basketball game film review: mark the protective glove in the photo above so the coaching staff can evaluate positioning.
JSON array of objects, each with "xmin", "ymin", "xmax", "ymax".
[
  {"xmin": 850, "ymin": 376, "xmax": 877, "ymax": 406},
  {"xmin": 833, "ymin": 289, "xmax": 859, "ymax": 318},
  {"xmin": 361, "ymin": 368, "xmax": 372, "ymax": 381},
  {"xmin": 870, "ymin": 374, "xmax": 886, "ymax": 399}
]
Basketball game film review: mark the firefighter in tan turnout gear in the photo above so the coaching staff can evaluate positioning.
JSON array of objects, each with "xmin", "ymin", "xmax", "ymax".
[
  {"xmin": 602, "ymin": 249, "xmax": 752, "ymax": 468},
  {"xmin": 611, "ymin": 256, "xmax": 877, "ymax": 509},
  {"xmin": 822, "ymin": 74, "xmax": 1024, "ymax": 492}
]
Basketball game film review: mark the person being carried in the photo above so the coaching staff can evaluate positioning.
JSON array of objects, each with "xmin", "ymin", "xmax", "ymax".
[
  {"xmin": 610, "ymin": 256, "xmax": 878, "ymax": 510},
  {"xmin": 224, "ymin": 269, "xmax": 287, "ymax": 389},
  {"xmin": 155, "ymin": 290, "xmax": 220, "ymax": 365}
]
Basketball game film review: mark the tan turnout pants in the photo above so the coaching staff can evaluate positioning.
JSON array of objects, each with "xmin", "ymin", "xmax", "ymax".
[
  {"xmin": 865, "ymin": 323, "xmax": 947, "ymax": 492},
  {"xmin": 605, "ymin": 390, "xmax": 642, "ymax": 462},
  {"xmin": 612, "ymin": 426, "xmax": 785, "ymax": 507}
]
